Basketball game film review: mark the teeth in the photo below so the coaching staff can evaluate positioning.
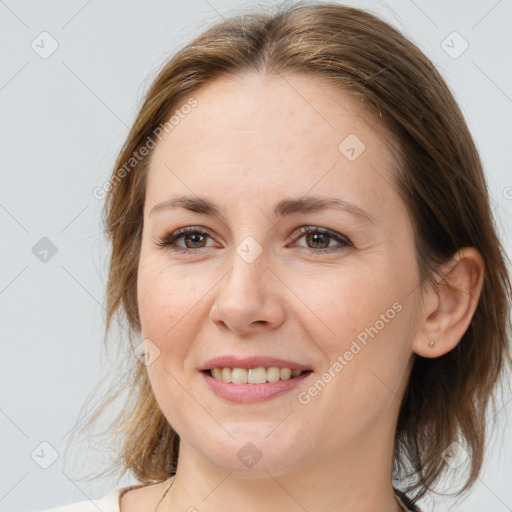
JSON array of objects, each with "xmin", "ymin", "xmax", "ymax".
[
  {"xmin": 248, "ymin": 367, "xmax": 267, "ymax": 384},
  {"xmin": 209, "ymin": 366, "xmax": 305, "ymax": 384},
  {"xmin": 232, "ymin": 367, "xmax": 248, "ymax": 384},
  {"xmin": 267, "ymin": 367, "xmax": 280, "ymax": 382}
]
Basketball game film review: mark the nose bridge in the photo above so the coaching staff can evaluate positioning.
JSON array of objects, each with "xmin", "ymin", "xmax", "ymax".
[
  {"xmin": 210, "ymin": 235, "xmax": 285, "ymax": 332},
  {"xmin": 223, "ymin": 236, "xmax": 270, "ymax": 299}
]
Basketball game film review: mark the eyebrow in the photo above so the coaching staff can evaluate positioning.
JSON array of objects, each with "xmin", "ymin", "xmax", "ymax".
[{"xmin": 149, "ymin": 195, "xmax": 376, "ymax": 224}]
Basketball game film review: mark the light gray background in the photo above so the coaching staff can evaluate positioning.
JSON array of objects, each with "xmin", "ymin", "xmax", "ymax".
[{"xmin": 1, "ymin": 1, "xmax": 511, "ymax": 511}]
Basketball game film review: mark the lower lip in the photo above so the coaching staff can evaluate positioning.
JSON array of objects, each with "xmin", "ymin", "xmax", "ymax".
[{"xmin": 202, "ymin": 371, "xmax": 312, "ymax": 403}]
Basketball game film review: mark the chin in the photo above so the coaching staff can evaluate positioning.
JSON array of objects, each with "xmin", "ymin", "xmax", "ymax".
[{"xmin": 189, "ymin": 427, "xmax": 313, "ymax": 477}]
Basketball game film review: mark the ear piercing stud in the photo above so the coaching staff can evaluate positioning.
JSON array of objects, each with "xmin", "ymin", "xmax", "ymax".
[{"xmin": 428, "ymin": 339, "xmax": 437, "ymax": 348}]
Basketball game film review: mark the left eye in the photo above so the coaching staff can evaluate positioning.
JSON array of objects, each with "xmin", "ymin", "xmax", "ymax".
[
  {"xmin": 154, "ymin": 226, "xmax": 353, "ymax": 254},
  {"xmin": 292, "ymin": 226, "xmax": 353, "ymax": 253}
]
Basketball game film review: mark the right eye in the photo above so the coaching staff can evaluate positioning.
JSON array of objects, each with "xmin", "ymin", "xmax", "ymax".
[{"xmin": 154, "ymin": 226, "xmax": 218, "ymax": 253}]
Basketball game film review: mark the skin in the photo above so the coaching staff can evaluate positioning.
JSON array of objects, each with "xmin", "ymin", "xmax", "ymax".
[{"xmin": 123, "ymin": 72, "xmax": 484, "ymax": 512}]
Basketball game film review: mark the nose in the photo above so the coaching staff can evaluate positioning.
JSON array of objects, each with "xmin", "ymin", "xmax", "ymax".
[{"xmin": 209, "ymin": 249, "xmax": 286, "ymax": 335}]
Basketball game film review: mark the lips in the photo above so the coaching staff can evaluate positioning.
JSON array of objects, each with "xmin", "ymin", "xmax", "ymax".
[
  {"xmin": 201, "ymin": 368, "xmax": 312, "ymax": 403},
  {"xmin": 199, "ymin": 355, "xmax": 314, "ymax": 403}
]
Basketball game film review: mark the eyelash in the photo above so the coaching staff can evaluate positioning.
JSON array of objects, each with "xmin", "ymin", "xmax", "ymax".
[{"xmin": 154, "ymin": 225, "xmax": 353, "ymax": 255}]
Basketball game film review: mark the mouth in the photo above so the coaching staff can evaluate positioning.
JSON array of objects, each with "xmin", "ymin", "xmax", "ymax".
[
  {"xmin": 201, "ymin": 367, "xmax": 313, "ymax": 384},
  {"xmin": 201, "ymin": 366, "xmax": 314, "ymax": 403}
]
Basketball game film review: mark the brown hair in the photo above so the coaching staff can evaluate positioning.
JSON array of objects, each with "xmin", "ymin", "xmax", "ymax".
[{"xmin": 69, "ymin": 1, "xmax": 512, "ymax": 505}]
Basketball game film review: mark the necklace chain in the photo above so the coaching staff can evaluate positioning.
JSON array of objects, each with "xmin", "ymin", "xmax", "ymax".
[{"xmin": 154, "ymin": 477, "xmax": 175, "ymax": 512}]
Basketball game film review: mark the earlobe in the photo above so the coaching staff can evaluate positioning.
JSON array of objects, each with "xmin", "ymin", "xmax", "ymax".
[{"xmin": 412, "ymin": 247, "xmax": 485, "ymax": 359}]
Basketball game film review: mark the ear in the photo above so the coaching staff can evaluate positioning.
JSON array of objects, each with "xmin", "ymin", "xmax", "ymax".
[{"xmin": 412, "ymin": 247, "xmax": 485, "ymax": 358}]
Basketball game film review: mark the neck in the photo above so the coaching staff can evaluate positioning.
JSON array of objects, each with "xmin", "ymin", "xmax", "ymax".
[{"xmin": 159, "ymin": 418, "xmax": 404, "ymax": 512}]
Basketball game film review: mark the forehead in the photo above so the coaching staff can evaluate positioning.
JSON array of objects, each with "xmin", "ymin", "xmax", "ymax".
[{"xmin": 145, "ymin": 72, "xmax": 399, "ymax": 216}]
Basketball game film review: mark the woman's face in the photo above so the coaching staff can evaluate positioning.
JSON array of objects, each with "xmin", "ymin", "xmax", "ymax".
[{"xmin": 137, "ymin": 72, "xmax": 423, "ymax": 476}]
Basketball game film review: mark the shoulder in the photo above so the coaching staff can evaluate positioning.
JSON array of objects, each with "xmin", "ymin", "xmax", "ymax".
[
  {"xmin": 34, "ymin": 478, "xmax": 173, "ymax": 512},
  {"xmin": 118, "ymin": 478, "xmax": 174, "ymax": 512},
  {"xmin": 35, "ymin": 487, "xmax": 124, "ymax": 512}
]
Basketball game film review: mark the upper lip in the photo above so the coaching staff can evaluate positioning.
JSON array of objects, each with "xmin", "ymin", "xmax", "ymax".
[{"xmin": 200, "ymin": 355, "xmax": 313, "ymax": 371}]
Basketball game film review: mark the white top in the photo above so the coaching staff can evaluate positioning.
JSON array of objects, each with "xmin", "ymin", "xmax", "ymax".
[
  {"xmin": 36, "ymin": 487, "xmax": 124, "ymax": 512},
  {"xmin": 35, "ymin": 486, "xmax": 414, "ymax": 512}
]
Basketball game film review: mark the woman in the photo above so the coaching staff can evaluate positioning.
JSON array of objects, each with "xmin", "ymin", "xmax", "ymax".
[{"xmin": 41, "ymin": 2, "xmax": 511, "ymax": 511}]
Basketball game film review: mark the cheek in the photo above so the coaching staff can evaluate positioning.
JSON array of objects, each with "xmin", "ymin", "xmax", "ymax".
[
  {"xmin": 290, "ymin": 264, "xmax": 395, "ymax": 342},
  {"xmin": 136, "ymin": 260, "xmax": 202, "ymax": 422},
  {"xmin": 136, "ymin": 265, "xmax": 186, "ymax": 380},
  {"xmin": 137, "ymin": 255, "xmax": 202, "ymax": 336},
  {"xmin": 136, "ymin": 256, "xmax": 220, "ymax": 386},
  {"xmin": 293, "ymin": 264, "xmax": 412, "ymax": 393}
]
